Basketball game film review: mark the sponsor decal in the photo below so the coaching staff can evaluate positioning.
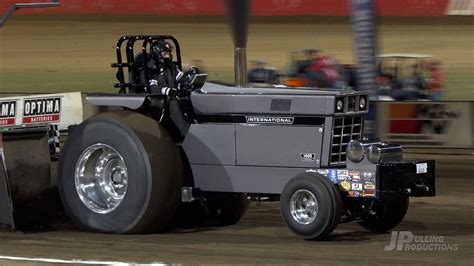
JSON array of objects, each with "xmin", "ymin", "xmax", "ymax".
[
  {"xmin": 351, "ymin": 183, "xmax": 363, "ymax": 191},
  {"xmin": 362, "ymin": 189, "xmax": 376, "ymax": 197},
  {"xmin": 338, "ymin": 170, "xmax": 349, "ymax": 176},
  {"xmin": 349, "ymin": 191, "xmax": 361, "ymax": 197},
  {"xmin": 363, "ymin": 171, "xmax": 373, "ymax": 178},
  {"xmin": 245, "ymin": 116, "xmax": 294, "ymax": 124},
  {"xmin": 337, "ymin": 170, "xmax": 349, "ymax": 180},
  {"xmin": 349, "ymin": 170, "xmax": 360, "ymax": 182},
  {"xmin": 23, "ymin": 97, "xmax": 62, "ymax": 124},
  {"xmin": 316, "ymin": 169, "xmax": 329, "ymax": 176},
  {"xmin": 340, "ymin": 180, "xmax": 351, "ymax": 192},
  {"xmin": 301, "ymin": 153, "xmax": 315, "ymax": 162},
  {"xmin": 416, "ymin": 163, "xmax": 428, "ymax": 174},
  {"xmin": 364, "ymin": 182, "xmax": 375, "ymax": 190},
  {"xmin": 328, "ymin": 169, "xmax": 339, "ymax": 184},
  {"xmin": 0, "ymin": 100, "xmax": 17, "ymax": 126}
]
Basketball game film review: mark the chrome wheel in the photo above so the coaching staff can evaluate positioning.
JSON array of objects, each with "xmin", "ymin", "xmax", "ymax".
[
  {"xmin": 75, "ymin": 143, "xmax": 128, "ymax": 214},
  {"xmin": 290, "ymin": 189, "xmax": 318, "ymax": 225}
]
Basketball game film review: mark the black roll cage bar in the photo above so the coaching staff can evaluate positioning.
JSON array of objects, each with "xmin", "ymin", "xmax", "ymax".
[{"xmin": 112, "ymin": 35, "xmax": 182, "ymax": 94}]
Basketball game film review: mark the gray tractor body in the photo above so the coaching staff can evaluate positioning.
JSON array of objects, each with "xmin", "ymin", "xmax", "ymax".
[
  {"xmin": 183, "ymin": 83, "xmax": 362, "ymax": 194},
  {"xmin": 87, "ymin": 81, "xmax": 435, "ymax": 200}
]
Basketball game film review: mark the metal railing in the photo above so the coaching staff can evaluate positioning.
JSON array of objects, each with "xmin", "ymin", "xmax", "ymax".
[{"xmin": 0, "ymin": 1, "xmax": 60, "ymax": 28}]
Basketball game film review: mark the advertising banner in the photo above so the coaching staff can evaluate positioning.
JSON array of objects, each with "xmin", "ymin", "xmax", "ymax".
[{"xmin": 0, "ymin": 92, "xmax": 83, "ymax": 131}]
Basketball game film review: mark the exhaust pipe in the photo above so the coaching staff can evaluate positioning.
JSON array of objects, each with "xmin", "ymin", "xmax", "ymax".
[
  {"xmin": 234, "ymin": 47, "xmax": 247, "ymax": 87},
  {"xmin": 225, "ymin": 0, "xmax": 250, "ymax": 87}
]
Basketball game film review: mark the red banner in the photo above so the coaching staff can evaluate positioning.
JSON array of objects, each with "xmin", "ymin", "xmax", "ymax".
[{"xmin": 1, "ymin": 0, "xmax": 451, "ymax": 17}]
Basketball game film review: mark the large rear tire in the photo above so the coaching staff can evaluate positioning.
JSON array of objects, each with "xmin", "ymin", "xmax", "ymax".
[
  {"xmin": 280, "ymin": 172, "xmax": 341, "ymax": 240},
  {"xmin": 58, "ymin": 111, "xmax": 183, "ymax": 233},
  {"xmin": 358, "ymin": 196, "xmax": 409, "ymax": 233}
]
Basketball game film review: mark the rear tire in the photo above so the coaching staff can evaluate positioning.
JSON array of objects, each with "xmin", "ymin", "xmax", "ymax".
[
  {"xmin": 280, "ymin": 172, "xmax": 341, "ymax": 240},
  {"xmin": 58, "ymin": 111, "xmax": 183, "ymax": 233},
  {"xmin": 358, "ymin": 196, "xmax": 409, "ymax": 233}
]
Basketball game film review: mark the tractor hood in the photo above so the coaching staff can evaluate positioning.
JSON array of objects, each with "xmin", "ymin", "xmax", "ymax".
[{"xmin": 191, "ymin": 82, "xmax": 369, "ymax": 116}]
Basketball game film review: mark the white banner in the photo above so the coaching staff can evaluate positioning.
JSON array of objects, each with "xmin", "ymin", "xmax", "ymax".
[{"xmin": 0, "ymin": 92, "xmax": 83, "ymax": 131}]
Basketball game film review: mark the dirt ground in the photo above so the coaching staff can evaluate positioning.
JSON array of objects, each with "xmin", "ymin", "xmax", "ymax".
[
  {"xmin": 0, "ymin": 152, "xmax": 472, "ymax": 265},
  {"xmin": 0, "ymin": 16, "xmax": 473, "ymax": 99}
]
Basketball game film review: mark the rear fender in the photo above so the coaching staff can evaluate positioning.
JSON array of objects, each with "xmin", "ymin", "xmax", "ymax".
[{"xmin": 86, "ymin": 94, "xmax": 165, "ymax": 110}]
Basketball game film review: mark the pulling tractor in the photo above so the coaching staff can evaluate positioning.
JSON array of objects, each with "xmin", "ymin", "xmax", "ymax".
[{"xmin": 42, "ymin": 35, "xmax": 434, "ymax": 239}]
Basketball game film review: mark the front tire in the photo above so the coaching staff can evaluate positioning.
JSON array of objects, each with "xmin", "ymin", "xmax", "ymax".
[
  {"xmin": 280, "ymin": 173, "xmax": 341, "ymax": 240},
  {"xmin": 58, "ymin": 111, "xmax": 183, "ymax": 234},
  {"xmin": 358, "ymin": 196, "xmax": 409, "ymax": 233}
]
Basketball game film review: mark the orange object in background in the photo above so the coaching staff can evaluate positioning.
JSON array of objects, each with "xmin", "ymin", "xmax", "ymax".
[
  {"xmin": 389, "ymin": 103, "xmax": 419, "ymax": 118},
  {"xmin": 284, "ymin": 78, "xmax": 306, "ymax": 87},
  {"xmin": 389, "ymin": 103, "xmax": 422, "ymax": 133}
]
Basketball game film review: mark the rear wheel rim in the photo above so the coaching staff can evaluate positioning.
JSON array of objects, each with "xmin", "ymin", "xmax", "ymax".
[
  {"xmin": 290, "ymin": 189, "xmax": 318, "ymax": 225},
  {"xmin": 75, "ymin": 143, "xmax": 128, "ymax": 214}
]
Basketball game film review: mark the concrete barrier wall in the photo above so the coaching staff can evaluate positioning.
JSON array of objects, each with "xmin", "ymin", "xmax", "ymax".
[{"xmin": 2, "ymin": 0, "xmax": 452, "ymax": 16}]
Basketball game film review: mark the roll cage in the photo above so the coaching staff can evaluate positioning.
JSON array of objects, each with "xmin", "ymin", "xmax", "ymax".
[{"xmin": 112, "ymin": 35, "xmax": 183, "ymax": 94}]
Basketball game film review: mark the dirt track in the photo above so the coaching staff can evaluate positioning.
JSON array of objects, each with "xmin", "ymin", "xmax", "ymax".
[
  {"xmin": 0, "ymin": 16, "xmax": 473, "ymax": 98},
  {"xmin": 0, "ymin": 153, "xmax": 472, "ymax": 265}
]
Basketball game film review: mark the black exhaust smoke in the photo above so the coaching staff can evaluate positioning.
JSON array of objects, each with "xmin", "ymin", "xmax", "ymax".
[{"xmin": 224, "ymin": 0, "xmax": 251, "ymax": 87}]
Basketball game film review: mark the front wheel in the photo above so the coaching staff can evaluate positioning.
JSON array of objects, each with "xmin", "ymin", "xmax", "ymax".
[
  {"xmin": 280, "ymin": 172, "xmax": 341, "ymax": 240},
  {"xmin": 358, "ymin": 196, "xmax": 409, "ymax": 233},
  {"xmin": 58, "ymin": 111, "xmax": 183, "ymax": 234}
]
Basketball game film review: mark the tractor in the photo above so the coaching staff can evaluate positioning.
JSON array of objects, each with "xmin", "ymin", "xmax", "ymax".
[{"xmin": 54, "ymin": 35, "xmax": 436, "ymax": 239}]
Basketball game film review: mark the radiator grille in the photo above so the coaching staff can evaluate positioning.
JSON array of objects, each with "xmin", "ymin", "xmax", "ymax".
[{"xmin": 330, "ymin": 115, "xmax": 364, "ymax": 165}]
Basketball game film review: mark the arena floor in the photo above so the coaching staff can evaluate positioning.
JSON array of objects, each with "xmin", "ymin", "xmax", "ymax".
[
  {"xmin": 0, "ymin": 16, "xmax": 473, "ymax": 99},
  {"xmin": 0, "ymin": 152, "xmax": 472, "ymax": 265}
]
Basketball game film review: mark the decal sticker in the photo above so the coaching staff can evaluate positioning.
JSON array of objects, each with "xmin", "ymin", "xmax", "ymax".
[
  {"xmin": 328, "ymin": 169, "xmax": 339, "ymax": 184},
  {"xmin": 416, "ymin": 163, "xmax": 428, "ymax": 174},
  {"xmin": 301, "ymin": 153, "xmax": 315, "ymax": 162},
  {"xmin": 362, "ymin": 171, "xmax": 373, "ymax": 178},
  {"xmin": 361, "ymin": 171, "xmax": 376, "ymax": 182},
  {"xmin": 337, "ymin": 170, "xmax": 349, "ymax": 181},
  {"xmin": 364, "ymin": 182, "xmax": 375, "ymax": 190},
  {"xmin": 340, "ymin": 180, "xmax": 351, "ymax": 192},
  {"xmin": 362, "ymin": 189, "xmax": 376, "ymax": 197},
  {"xmin": 351, "ymin": 183, "xmax": 363, "ymax": 191},
  {"xmin": 245, "ymin": 116, "xmax": 294, "ymax": 124},
  {"xmin": 349, "ymin": 170, "xmax": 361, "ymax": 182},
  {"xmin": 316, "ymin": 169, "xmax": 329, "ymax": 176},
  {"xmin": 0, "ymin": 100, "xmax": 17, "ymax": 126},
  {"xmin": 23, "ymin": 97, "xmax": 62, "ymax": 124},
  {"xmin": 349, "ymin": 171, "xmax": 360, "ymax": 182},
  {"xmin": 349, "ymin": 191, "xmax": 361, "ymax": 197}
]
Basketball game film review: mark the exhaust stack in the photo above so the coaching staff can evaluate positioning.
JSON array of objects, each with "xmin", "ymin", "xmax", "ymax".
[
  {"xmin": 234, "ymin": 47, "xmax": 247, "ymax": 87},
  {"xmin": 225, "ymin": 0, "xmax": 250, "ymax": 87}
]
